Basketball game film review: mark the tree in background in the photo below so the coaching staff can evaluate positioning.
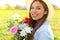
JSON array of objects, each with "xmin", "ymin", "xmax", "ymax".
[
  {"xmin": 14, "ymin": 4, "xmax": 21, "ymax": 10},
  {"xmin": 5, "ymin": 4, "xmax": 13, "ymax": 10},
  {"xmin": 0, "ymin": 4, "xmax": 27, "ymax": 10},
  {"xmin": 52, "ymin": 4, "xmax": 60, "ymax": 10}
]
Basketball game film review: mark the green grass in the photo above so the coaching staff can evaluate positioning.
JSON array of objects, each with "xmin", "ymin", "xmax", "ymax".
[
  {"xmin": 50, "ymin": 10, "xmax": 60, "ymax": 40},
  {"xmin": 0, "ymin": 9, "xmax": 60, "ymax": 40}
]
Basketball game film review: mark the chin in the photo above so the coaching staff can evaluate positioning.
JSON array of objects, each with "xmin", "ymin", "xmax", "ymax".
[{"xmin": 32, "ymin": 18, "xmax": 38, "ymax": 20}]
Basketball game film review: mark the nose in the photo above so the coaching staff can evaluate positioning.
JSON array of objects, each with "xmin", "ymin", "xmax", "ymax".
[{"xmin": 31, "ymin": 9, "xmax": 36, "ymax": 13}]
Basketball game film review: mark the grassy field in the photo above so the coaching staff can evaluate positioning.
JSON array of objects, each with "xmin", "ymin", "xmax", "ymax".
[
  {"xmin": 0, "ymin": 9, "xmax": 60, "ymax": 40},
  {"xmin": 50, "ymin": 10, "xmax": 60, "ymax": 40}
]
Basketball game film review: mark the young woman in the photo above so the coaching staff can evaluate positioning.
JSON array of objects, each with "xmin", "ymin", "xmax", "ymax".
[{"xmin": 26, "ymin": 0, "xmax": 54, "ymax": 40}]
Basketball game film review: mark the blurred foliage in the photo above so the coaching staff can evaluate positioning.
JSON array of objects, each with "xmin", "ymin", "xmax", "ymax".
[
  {"xmin": 0, "ymin": 3, "xmax": 60, "ymax": 10},
  {"xmin": 0, "ymin": 4, "xmax": 27, "ymax": 10},
  {"xmin": 50, "ymin": 10, "xmax": 60, "ymax": 40},
  {"xmin": 52, "ymin": 4, "xmax": 60, "ymax": 10}
]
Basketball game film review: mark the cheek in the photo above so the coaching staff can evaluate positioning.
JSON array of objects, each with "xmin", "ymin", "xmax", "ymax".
[
  {"xmin": 38, "ymin": 11, "xmax": 45, "ymax": 18},
  {"xmin": 38, "ymin": 13, "xmax": 44, "ymax": 18}
]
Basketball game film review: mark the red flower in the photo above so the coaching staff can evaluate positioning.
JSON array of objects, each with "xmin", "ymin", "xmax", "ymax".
[{"xmin": 23, "ymin": 18, "xmax": 30, "ymax": 23}]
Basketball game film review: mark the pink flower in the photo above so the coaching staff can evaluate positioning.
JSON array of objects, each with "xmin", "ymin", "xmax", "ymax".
[{"xmin": 10, "ymin": 26, "xmax": 18, "ymax": 35}]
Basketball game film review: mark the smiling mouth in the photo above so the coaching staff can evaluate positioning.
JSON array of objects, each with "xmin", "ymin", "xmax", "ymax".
[{"xmin": 32, "ymin": 14, "xmax": 38, "ymax": 18}]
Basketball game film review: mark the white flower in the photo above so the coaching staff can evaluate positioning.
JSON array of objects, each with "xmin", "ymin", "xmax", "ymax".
[
  {"xmin": 18, "ymin": 24, "xmax": 23, "ymax": 29},
  {"xmin": 23, "ymin": 38, "xmax": 25, "ymax": 40},
  {"xmin": 20, "ymin": 30, "xmax": 27, "ymax": 37},
  {"xmin": 24, "ymin": 26, "xmax": 32, "ymax": 33},
  {"xmin": 18, "ymin": 24, "xmax": 25, "ymax": 30},
  {"xmin": 20, "ymin": 24, "xmax": 32, "ymax": 33},
  {"xmin": 12, "ymin": 14, "xmax": 20, "ymax": 20}
]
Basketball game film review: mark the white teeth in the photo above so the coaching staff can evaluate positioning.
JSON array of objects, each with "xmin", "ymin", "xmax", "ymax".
[
  {"xmin": 32, "ymin": 14, "xmax": 37, "ymax": 16},
  {"xmin": 33, "ymin": 14, "xmax": 36, "ymax": 16}
]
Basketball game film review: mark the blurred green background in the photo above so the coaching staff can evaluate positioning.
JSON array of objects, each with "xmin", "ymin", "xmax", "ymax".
[{"xmin": 0, "ymin": 0, "xmax": 60, "ymax": 40}]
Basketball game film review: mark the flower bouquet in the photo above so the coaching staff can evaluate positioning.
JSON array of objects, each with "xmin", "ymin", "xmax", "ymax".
[{"xmin": 7, "ymin": 14, "xmax": 32, "ymax": 40}]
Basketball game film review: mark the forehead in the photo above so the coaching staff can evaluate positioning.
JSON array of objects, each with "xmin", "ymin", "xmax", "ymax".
[{"xmin": 31, "ymin": 1, "xmax": 43, "ymax": 7}]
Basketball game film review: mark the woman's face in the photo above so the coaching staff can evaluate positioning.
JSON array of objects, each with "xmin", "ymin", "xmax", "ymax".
[{"xmin": 30, "ymin": 1, "xmax": 47, "ymax": 20}]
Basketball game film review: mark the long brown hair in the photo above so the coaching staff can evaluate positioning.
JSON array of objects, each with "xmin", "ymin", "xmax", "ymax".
[{"xmin": 27, "ymin": 0, "xmax": 49, "ymax": 40}]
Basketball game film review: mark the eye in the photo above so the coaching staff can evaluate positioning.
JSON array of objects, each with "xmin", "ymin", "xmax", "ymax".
[
  {"xmin": 30, "ymin": 7, "xmax": 34, "ymax": 9},
  {"xmin": 37, "ymin": 8, "xmax": 41, "ymax": 10}
]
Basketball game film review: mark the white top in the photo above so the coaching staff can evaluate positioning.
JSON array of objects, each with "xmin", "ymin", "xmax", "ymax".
[{"xmin": 33, "ymin": 20, "xmax": 54, "ymax": 40}]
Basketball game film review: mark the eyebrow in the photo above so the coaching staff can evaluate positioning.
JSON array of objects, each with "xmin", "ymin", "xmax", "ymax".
[{"xmin": 31, "ymin": 6, "xmax": 41, "ymax": 8}]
